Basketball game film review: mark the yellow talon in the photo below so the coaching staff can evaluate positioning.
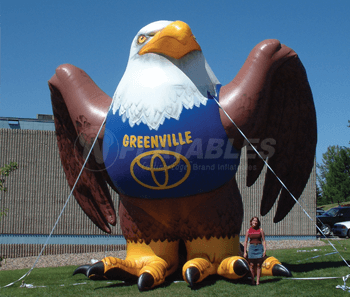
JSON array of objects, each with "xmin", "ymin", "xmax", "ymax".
[
  {"xmin": 261, "ymin": 256, "xmax": 280, "ymax": 276},
  {"xmin": 217, "ymin": 256, "xmax": 249, "ymax": 279},
  {"xmin": 183, "ymin": 236, "xmax": 242, "ymax": 285},
  {"xmin": 91, "ymin": 239, "xmax": 180, "ymax": 290},
  {"xmin": 182, "ymin": 258, "xmax": 216, "ymax": 284},
  {"xmin": 139, "ymin": 257, "xmax": 169, "ymax": 286},
  {"xmin": 261, "ymin": 256, "xmax": 292, "ymax": 277},
  {"xmin": 103, "ymin": 256, "xmax": 139, "ymax": 275}
]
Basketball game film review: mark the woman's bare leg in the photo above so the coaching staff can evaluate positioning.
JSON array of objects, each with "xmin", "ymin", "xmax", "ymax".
[
  {"xmin": 256, "ymin": 262, "xmax": 261, "ymax": 285},
  {"xmin": 249, "ymin": 262, "xmax": 255, "ymax": 284}
]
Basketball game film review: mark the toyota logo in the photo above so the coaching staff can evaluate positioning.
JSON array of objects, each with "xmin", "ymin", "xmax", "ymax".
[{"xmin": 130, "ymin": 150, "xmax": 191, "ymax": 190}]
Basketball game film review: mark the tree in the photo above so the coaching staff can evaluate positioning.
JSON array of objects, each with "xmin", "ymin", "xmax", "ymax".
[
  {"xmin": 316, "ymin": 185, "xmax": 325, "ymax": 206},
  {"xmin": 317, "ymin": 146, "xmax": 350, "ymax": 204},
  {"xmin": 0, "ymin": 162, "xmax": 18, "ymax": 220},
  {"xmin": 317, "ymin": 145, "xmax": 341, "ymax": 203},
  {"xmin": 322, "ymin": 148, "xmax": 350, "ymax": 203}
]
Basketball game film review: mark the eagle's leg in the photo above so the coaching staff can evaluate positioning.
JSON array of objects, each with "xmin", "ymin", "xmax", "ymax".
[
  {"xmin": 87, "ymin": 239, "xmax": 179, "ymax": 291},
  {"xmin": 182, "ymin": 236, "xmax": 249, "ymax": 286},
  {"xmin": 260, "ymin": 256, "xmax": 292, "ymax": 277}
]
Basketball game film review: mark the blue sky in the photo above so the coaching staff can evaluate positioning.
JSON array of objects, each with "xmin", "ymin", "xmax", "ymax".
[{"xmin": 1, "ymin": 0, "xmax": 349, "ymax": 164}]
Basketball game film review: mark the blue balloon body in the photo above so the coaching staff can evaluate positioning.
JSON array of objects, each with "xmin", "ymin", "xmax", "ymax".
[{"xmin": 103, "ymin": 95, "xmax": 241, "ymax": 199}]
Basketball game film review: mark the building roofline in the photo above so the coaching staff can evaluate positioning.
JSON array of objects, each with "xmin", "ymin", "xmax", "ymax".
[{"xmin": 0, "ymin": 115, "xmax": 54, "ymax": 122}]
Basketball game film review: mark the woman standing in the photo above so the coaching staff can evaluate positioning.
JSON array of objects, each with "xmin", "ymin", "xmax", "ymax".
[{"xmin": 243, "ymin": 216, "xmax": 266, "ymax": 285}]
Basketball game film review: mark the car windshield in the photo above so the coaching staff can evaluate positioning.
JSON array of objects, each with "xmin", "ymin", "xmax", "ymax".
[{"xmin": 324, "ymin": 208, "xmax": 339, "ymax": 217}]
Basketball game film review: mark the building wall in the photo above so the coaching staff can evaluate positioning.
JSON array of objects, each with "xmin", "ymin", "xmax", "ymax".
[
  {"xmin": 0, "ymin": 129, "xmax": 316, "ymax": 257},
  {"xmin": 0, "ymin": 129, "xmax": 121, "ymax": 235},
  {"xmin": 238, "ymin": 150, "xmax": 316, "ymax": 236}
]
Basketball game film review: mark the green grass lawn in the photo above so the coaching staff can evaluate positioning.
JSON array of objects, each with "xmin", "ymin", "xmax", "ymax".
[{"xmin": 1, "ymin": 240, "xmax": 350, "ymax": 296}]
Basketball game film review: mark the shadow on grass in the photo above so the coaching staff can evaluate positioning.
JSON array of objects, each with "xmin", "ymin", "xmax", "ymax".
[
  {"xmin": 90, "ymin": 274, "xmax": 235, "ymax": 291},
  {"xmin": 177, "ymin": 275, "xmax": 282, "ymax": 290},
  {"xmin": 287, "ymin": 260, "xmax": 346, "ymax": 273},
  {"xmin": 94, "ymin": 281, "xmax": 136, "ymax": 290},
  {"xmin": 185, "ymin": 275, "xmax": 221, "ymax": 290},
  {"xmin": 89, "ymin": 271, "xmax": 285, "ymax": 291}
]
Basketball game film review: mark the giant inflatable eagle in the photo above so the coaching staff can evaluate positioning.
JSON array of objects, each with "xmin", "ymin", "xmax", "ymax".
[{"xmin": 49, "ymin": 20, "xmax": 316, "ymax": 291}]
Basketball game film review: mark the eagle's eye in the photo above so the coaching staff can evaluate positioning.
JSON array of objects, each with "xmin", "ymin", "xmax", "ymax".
[{"xmin": 137, "ymin": 35, "xmax": 147, "ymax": 44}]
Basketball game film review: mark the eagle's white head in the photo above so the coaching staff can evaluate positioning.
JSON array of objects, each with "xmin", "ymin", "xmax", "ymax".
[{"xmin": 112, "ymin": 20, "xmax": 220, "ymax": 130}]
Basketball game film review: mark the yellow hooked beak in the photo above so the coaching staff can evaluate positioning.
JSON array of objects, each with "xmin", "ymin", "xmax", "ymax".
[{"xmin": 139, "ymin": 21, "xmax": 202, "ymax": 59}]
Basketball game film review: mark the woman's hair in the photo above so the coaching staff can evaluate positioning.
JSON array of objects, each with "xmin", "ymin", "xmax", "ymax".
[{"xmin": 250, "ymin": 216, "xmax": 261, "ymax": 228}]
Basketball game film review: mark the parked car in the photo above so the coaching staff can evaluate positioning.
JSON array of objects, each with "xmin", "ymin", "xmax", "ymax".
[
  {"xmin": 317, "ymin": 207, "xmax": 325, "ymax": 216},
  {"xmin": 333, "ymin": 221, "xmax": 350, "ymax": 238},
  {"xmin": 317, "ymin": 206, "xmax": 350, "ymax": 236}
]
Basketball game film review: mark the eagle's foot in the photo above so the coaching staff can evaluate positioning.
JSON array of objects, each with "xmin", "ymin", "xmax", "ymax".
[
  {"xmin": 74, "ymin": 240, "xmax": 179, "ymax": 290},
  {"xmin": 138, "ymin": 272, "xmax": 154, "ymax": 291},
  {"xmin": 182, "ymin": 258, "xmax": 216, "ymax": 287},
  {"xmin": 81, "ymin": 255, "xmax": 170, "ymax": 291},
  {"xmin": 184, "ymin": 266, "xmax": 200, "ymax": 286},
  {"xmin": 73, "ymin": 264, "xmax": 91, "ymax": 277},
  {"xmin": 87, "ymin": 257, "xmax": 138, "ymax": 281},
  {"xmin": 182, "ymin": 236, "xmax": 241, "ymax": 286},
  {"xmin": 261, "ymin": 256, "xmax": 292, "ymax": 277},
  {"xmin": 73, "ymin": 263, "xmax": 108, "ymax": 280},
  {"xmin": 217, "ymin": 256, "xmax": 250, "ymax": 279},
  {"xmin": 137, "ymin": 256, "xmax": 169, "ymax": 291}
]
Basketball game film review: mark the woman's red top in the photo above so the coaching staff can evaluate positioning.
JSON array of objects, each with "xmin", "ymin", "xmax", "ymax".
[{"xmin": 248, "ymin": 227, "xmax": 262, "ymax": 244}]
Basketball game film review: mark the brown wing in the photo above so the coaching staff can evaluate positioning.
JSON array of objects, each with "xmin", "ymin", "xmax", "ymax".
[
  {"xmin": 49, "ymin": 64, "xmax": 117, "ymax": 233},
  {"xmin": 219, "ymin": 39, "xmax": 317, "ymax": 222}
]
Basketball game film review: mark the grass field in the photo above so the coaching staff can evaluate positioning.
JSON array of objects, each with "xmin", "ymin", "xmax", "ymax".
[{"xmin": 1, "ymin": 239, "xmax": 350, "ymax": 296}]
